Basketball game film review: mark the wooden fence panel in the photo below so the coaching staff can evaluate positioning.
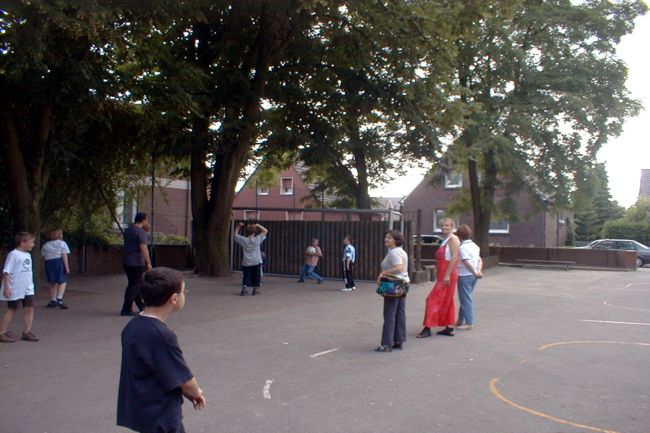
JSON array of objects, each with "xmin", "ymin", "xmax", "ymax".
[{"xmin": 231, "ymin": 220, "xmax": 411, "ymax": 280}]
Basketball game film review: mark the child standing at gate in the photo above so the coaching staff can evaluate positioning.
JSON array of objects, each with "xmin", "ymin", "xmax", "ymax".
[
  {"xmin": 0, "ymin": 232, "xmax": 39, "ymax": 343},
  {"xmin": 341, "ymin": 235, "xmax": 356, "ymax": 292}
]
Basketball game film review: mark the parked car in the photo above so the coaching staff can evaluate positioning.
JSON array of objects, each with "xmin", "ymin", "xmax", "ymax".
[
  {"xmin": 578, "ymin": 239, "xmax": 650, "ymax": 268},
  {"xmin": 413, "ymin": 234, "xmax": 444, "ymax": 246}
]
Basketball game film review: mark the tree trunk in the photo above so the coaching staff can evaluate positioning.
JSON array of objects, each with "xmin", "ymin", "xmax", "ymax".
[{"xmin": 468, "ymin": 146, "xmax": 497, "ymax": 257}]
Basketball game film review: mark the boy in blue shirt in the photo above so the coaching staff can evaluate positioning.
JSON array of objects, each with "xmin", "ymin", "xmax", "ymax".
[
  {"xmin": 117, "ymin": 267, "xmax": 206, "ymax": 433},
  {"xmin": 341, "ymin": 235, "xmax": 356, "ymax": 292}
]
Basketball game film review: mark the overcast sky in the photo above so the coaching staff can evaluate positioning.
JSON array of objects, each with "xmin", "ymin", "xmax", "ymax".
[{"xmin": 374, "ymin": 8, "xmax": 650, "ymax": 209}]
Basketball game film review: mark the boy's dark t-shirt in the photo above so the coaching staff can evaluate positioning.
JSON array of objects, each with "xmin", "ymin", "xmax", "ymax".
[
  {"xmin": 123, "ymin": 224, "xmax": 148, "ymax": 267},
  {"xmin": 117, "ymin": 315, "xmax": 193, "ymax": 433}
]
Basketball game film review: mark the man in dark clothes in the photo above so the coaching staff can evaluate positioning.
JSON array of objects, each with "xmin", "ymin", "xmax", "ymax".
[
  {"xmin": 117, "ymin": 267, "xmax": 206, "ymax": 433},
  {"xmin": 120, "ymin": 212, "xmax": 152, "ymax": 316}
]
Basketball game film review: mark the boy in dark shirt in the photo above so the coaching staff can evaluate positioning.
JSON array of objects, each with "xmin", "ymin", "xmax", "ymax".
[{"xmin": 117, "ymin": 267, "xmax": 206, "ymax": 433}]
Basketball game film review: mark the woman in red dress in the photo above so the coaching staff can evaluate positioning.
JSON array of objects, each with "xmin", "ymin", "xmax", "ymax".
[{"xmin": 417, "ymin": 217, "xmax": 460, "ymax": 337}]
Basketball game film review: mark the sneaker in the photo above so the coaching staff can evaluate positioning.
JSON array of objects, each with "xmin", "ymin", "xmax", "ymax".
[
  {"xmin": 57, "ymin": 299, "xmax": 69, "ymax": 310},
  {"xmin": 0, "ymin": 333, "xmax": 16, "ymax": 343},
  {"xmin": 317, "ymin": 279, "xmax": 323, "ymax": 284},
  {"xmin": 21, "ymin": 331, "xmax": 39, "ymax": 342},
  {"xmin": 458, "ymin": 324, "xmax": 474, "ymax": 330},
  {"xmin": 240, "ymin": 287, "xmax": 250, "ymax": 296},
  {"xmin": 351, "ymin": 286, "xmax": 356, "ymax": 291},
  {"xmin": 46, "ymin": 300, "xmax": 58, "ymax": 308},
  {"xmin": 297, "ymin": 279, "xmax": 304, "ymax": 283},
  {"xmin": 341, "ymin": 288, "xmax": 353, "ymax": 292},
  {"xmin": 252, "ymin": 288, "xmax": 260, "ymax": 296}
]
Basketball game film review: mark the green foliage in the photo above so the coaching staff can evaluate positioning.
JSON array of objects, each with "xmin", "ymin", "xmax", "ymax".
[
  {"xmin": 625, "ymin": 198, "xmax": 650, "ymax": 224},
  {"xmin": 602, "ymin": 219, "xmax": 650, "ymax": 245},
  {"xmin": 574, "ymin": 163, "xmax": 624, "ymax": 241}
]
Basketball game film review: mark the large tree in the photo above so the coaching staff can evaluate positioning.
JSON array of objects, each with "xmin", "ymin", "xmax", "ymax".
[
  {"xmin": 0, "ymin": 1, "xmax": 147, "ymax": 247},
  {"xmin": 443, "ymin": 0, "xmax": 645, "ymax": 254},
  {"xmin": 260, "ymin": 1, "xmax": 457, "ymax": 212}
]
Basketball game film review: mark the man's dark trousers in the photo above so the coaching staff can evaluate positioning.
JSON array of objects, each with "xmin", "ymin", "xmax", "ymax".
[{"xmin": 121, "ymin": 265, "xmax": 146, "ymax": 314}]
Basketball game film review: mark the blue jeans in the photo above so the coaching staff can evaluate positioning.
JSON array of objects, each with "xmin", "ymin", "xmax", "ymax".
[
  {"xmin": 457, "ymin": 275, "xmax": 477, "ymax": 325},
  {"xmin": 298, "ymin": 264, "xmax": 322, "ymax": 282}
]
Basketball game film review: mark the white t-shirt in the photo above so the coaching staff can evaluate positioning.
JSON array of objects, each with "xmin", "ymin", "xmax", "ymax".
[
  {"xmin": 41, "ymin": 239, "xmax": 71, "ymax": 261},
  {"xmin": 1, "ymin": 249, "xmax": 35, "ymax": 301},
  {"xmin": 381, "ymin": 247, "xmax": 410, "ymax": 283},
  {"xmin": 234, "ymin": 234, "xmax": 266, "ymax": 267},
  {"xmin": 458, "ymin": 240, "xmax": 481, "ymax": 277}
]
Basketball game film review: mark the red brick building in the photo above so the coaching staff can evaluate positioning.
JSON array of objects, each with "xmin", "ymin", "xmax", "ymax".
[{"xmin": 402, "ymin": 171, "xmax": 571, "ymax": 248}]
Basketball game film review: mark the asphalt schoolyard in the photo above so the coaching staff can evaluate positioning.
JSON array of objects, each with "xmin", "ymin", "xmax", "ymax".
[{"xmin": 1, "ymin": 266, "xmax": 648, "ymax": 433}]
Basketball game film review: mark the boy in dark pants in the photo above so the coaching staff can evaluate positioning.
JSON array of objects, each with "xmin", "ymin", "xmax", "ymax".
[
  {"xmin": 117, "ymin": 267, "xmax": 206, "ymax": 433},
  {"xmin": 341, "ymin": 235, "xmax": 356, "ymax": 292}
]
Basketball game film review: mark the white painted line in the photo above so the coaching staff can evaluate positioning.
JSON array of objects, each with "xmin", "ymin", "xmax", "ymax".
[
  {"xmin": 263, "ymin": 380, "xmax": 273, "ymax": 399},
  {"xmin": 309, "ymin": 347, "xmax": 340, "ymax": 358},
  {"xmin": 579, "ymin": 319, "xmax": 650, "ymax": 326}
]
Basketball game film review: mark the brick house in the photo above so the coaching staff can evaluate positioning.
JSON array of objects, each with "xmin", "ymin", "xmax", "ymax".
[
  {"xmin": 401, "ymin": 171, "xmax": 571, "ymax": 248},
  {"xmin": 116, "ymin": 178, "xmax": 192, "ymax": 238}
]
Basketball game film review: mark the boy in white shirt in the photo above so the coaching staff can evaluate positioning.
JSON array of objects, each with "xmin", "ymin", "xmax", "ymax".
[{"xmin": 0, "ymin": 232, "xmax": 39, "ymax": 342}]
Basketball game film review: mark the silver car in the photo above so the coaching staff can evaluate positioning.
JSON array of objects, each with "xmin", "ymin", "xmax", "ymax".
[{"xmin": 580, "ymin": 239, "xmax": 650, "ymax": 268}]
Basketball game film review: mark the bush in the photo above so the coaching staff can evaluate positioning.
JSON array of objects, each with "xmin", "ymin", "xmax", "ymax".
[{"xmin": 601, "ymin": 219, "xmax": 650, "ymax": 245}]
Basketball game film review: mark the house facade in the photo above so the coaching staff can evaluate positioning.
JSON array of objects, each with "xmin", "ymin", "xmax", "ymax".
[{"xmin": 401, "ymin": 171, "xmax": 571, "ymax": 248}]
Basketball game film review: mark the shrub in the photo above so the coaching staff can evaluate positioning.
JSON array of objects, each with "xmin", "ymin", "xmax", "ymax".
[{"xmin": 601, "ymin": 219, "xmax": 650, "ymax": 245}]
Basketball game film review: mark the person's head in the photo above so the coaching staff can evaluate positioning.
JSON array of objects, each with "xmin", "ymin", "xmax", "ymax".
[
  {"xmin": 311, "ymin": 238, "xmax": 319, "ymax": 246},
  {"xmin": 343, "ymin": 235, "xmax": 353, "ymax": 245},
  {"xmin": 141, "ymin": 267, "xmax": 185, "ymax": 311},
  {"xmin": 457, "ymin": 224, "xmax": 473, "ymax": 241},
  {"xmin": 48, "ymin": 228, "xmax": 63, "ymax": 241},
  {"xmin": 246, "ymin": 224, "xmax": 257, "ymax": 236},
  {"xmin": 15, "ymin": 232, "xmax": 36, "ymax": 251},
  {"xmin": 134, "ymin": 212, "xmax": 148, "ymax": 224},
  {"xmin": 439, "ymin": 217, "xmax": 456, "ymax": 235},
  {"xmin": 384, "ymin": 230, "xmax": 404, "ymax": 248}
]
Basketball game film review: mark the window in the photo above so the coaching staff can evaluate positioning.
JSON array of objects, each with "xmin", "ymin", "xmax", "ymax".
[
  {"xmin": 244, "ymin": 210, "xmax": 259, "ymax": 220},
  {"xmin": 433, "ymin": 209, "xmax": 459, "ymax": 232},
  {"xmin": 257, "ymin": 187, "xmax": 269, "ymax": 196},
  {"xmin": 444, "ymin": 171, "xmax": 462, "ymax": 188},
  {"xmin": 280, "ymin": 177, "xmax": 294, "ymax": 195},
  {"xmin": 489, "ymin": 220, "xmax": 510, "ymax": 234}
]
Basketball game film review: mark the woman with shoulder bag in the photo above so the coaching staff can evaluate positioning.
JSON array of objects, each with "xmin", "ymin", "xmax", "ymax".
[{"xmin": 375, "ymin": 230, "xmax": 410, "ymax": 353}]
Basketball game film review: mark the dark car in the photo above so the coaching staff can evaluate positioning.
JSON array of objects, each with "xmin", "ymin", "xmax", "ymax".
[
  {"xmin": 579, "ymin": 239, "xmax": 650, "ymax": 268},
  {"xmin": 413, "ymin": 234, "xmax": 444, "ymax": 246}
]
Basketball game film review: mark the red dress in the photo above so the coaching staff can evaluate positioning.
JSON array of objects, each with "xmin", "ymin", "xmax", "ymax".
[{"xmin": 422, "ymin": 242, "xmax": 458, "ymax": 327}]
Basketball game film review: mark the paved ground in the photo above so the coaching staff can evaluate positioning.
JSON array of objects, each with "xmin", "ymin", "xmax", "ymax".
[{"xmin": 1, "ymin": 266, "xmax": 648, "ymax": 433}]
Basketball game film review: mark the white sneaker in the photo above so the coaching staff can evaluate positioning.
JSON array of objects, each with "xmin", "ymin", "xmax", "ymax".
[
  {"xmin": 341, "ymin": 288, "xmax": 353, "ymax": 292},
  {"xmin": 458, "ymin": 324, "xmax": 474, "ymax": 330}
]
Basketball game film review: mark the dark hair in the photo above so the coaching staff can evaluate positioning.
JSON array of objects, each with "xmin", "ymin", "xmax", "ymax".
[
  {"xmin": 246, "ymin": 224, "xmax": 257, "ymax": 236},
  {"xmin": 385, "ymin": 229, "xmax": 404, "ymax": 247},
  {"xmin": 344, "ymin": 234, "xmax": 353, "ymax": 243},
  {"xmin": 134, "ymin": 212, "xmax": 147, "ymax": 223},
  {"xmin": 457, "ymin": 224, "xmax": 473, "ymax": 241},
  {"xmin": 15, "ymin": 231, "xmax": 35, "ymax": 246},
  {"xmin": 141, "ymin": 267, "xmax": 183, "ymax": 307}
]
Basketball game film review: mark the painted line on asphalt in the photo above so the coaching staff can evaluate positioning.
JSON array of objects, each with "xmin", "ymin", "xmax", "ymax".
[
  {"xmin": 578, "ymin": 319, "xmax": 650, "ymax": 326},
  {"xmin": 309, "ymin": 347, "xmax": 340, "ymax": 358},
  {"xmin": 263, "ymin": 380, "xmax": 273, "ymax": 399},
  {"xmin": 489, "ymin": 378, "xmax": 621, "ymax": 433},
  {"xmin": 539, "ymin": 340, "xmax": 650, "ymax": 351},
  {"xmin": 602, "ymin": 300, "xmax": 649, "ymax": 312}
]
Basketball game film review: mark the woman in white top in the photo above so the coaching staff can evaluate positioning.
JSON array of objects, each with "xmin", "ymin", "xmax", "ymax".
[
  {"xmin": 375, "ymin": 230, "xmax": 410, "ymax": 352},
  {"xmin": 456, "ymin": 225, "xmax": 483, "ymax": 329},
  {"xmin": 41, "ymin": 228, "xmax": 71, "ymax": 309}
]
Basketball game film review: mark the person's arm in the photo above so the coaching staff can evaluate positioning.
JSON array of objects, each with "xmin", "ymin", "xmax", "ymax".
[
  {"xmin": 180, "ymin": 377, "xmax": 206, "ymax": 410},
  {"xmin": 315, "ymin": 247, "xmax": 322, "ymax": 257},
  {"xmin": 443, "ymin": 236, "xmax": 460, "ymax": 284},
  {"xmin": 2, "ymin": 272, "xmax": 11, "ymax": 298},
  {"xmin": 476, "ymin": 256, "xmax": 484, "ymax": 278},
  {"xmin": 62, "ymin": 252, "xmax": 70, "ymax": 274},
  {"xmin": 139, "ymin": 243, "xmax": 152, "ymax": 272},
  {"xmin": 234, "ymin": 222, "xmax": 244, "ymax": 236},
  {"xmin": 255, "ymin": 223, "xmax": 268, "ymax": 236}
]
